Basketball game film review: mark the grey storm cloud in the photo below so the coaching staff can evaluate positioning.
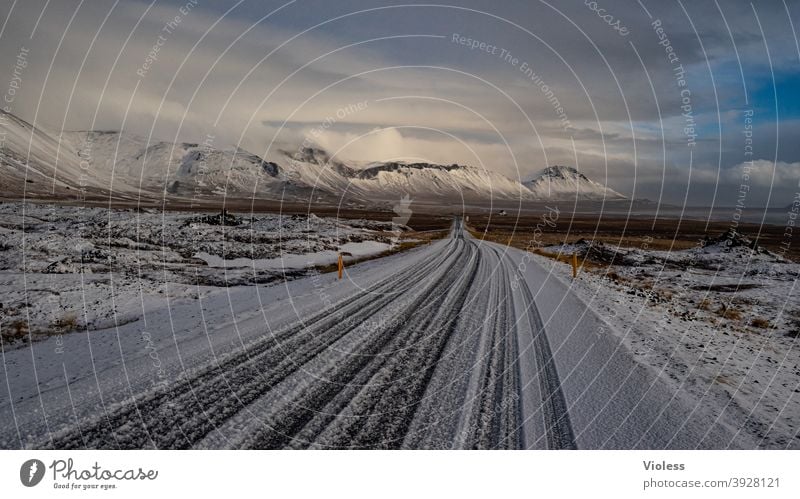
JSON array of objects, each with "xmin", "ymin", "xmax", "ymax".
[{"xmin": 1, "ymin": 0, "xmax": 798, "ymax": 206}]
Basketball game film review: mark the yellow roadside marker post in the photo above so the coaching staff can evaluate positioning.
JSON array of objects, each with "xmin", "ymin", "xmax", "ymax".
[
  {"xmin": 338, "ymin": 253, "xmax": 344, "ymax": 280},
  {"xmin": 571, "ymin": 252, "xmax": 578, "ymax": 278}
]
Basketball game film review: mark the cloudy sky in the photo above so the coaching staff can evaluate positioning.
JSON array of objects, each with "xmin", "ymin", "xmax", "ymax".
[{"xmin": 1, "ymin": 0, "xmax": 799, "ymax": 206}]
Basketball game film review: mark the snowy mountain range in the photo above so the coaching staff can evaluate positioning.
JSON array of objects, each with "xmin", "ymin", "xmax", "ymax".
[{"xmin": 0, "ymin": 110, "xmax": 625, "ymax": 204}]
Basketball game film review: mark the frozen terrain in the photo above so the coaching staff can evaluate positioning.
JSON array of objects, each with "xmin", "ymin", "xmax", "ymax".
[
  {"xmin": 0, "ymin": 202, "xmax": 399, "ymax": 343},
  {"xmin": 0, "ymin": 218, "xmax": 780, "ymax": 449},
  {"xmin": 541, "ymin": 232, "xmax": 800, "ymax": 448}
]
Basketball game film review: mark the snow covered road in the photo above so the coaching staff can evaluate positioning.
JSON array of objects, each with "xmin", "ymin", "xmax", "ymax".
[{"xmin": 0, "ymin": 219, "xmax": 752, "ymax": 449}]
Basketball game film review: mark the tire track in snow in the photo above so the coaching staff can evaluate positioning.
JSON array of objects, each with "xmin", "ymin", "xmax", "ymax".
[
  {"xmin": 239, "ymin": 237, "xmax": 477, "ymax": 448},
  {"xmin": 46, "ymin": 220, "xmax": 571, "ymax": 449},
  {"xmin": 506, "ymin": 251, "xmax": 576, "ymax": 449},
  {"xmin": 450, "ymin": 246, "xmax": 522, "ymax": 449},
  {"xmin": 48, "ymin": 233, "xmax": 463, "ymax": 448}
]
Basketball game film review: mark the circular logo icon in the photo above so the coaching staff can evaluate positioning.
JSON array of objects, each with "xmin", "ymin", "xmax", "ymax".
[{"xmin": 20, "ymin": 459, "xmax": 45, "ymax": 487}]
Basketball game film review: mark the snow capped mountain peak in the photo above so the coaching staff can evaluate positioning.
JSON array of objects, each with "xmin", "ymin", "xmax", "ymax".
[
  {"xmin": 538, "ymin": 165, "xmax": 587, "ymax": 181},
  {"xmin": 345, "ymin": 160, "xmax": 529, "ymax": 201},
  {"xmin": 523, "ymin": 165, "xmax": 625, "ymax": 200}
]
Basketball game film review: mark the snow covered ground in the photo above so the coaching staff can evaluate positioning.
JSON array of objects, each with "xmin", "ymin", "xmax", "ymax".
[
  {"xmin": 1, "ymin": 219, "xmax": 765, "ymax": 449},
  {"xmin": 538, "ymin": 233, "xmax": 800, "ymax": 448},
  {"xmin": 194, "ymin": 241, "xmax": 392, "ymax": 270},
  {"xmin": 0, "ymin": 202, "xmax": 399, "ymax": 346},
  {"xmin": 0, "ymin": 206, "xmax": 796, "ymax": 449}
]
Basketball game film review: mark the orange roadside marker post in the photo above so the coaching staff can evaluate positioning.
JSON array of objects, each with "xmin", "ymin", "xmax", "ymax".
[
  {"xmin": 571, "ymin": 252, "xmax": 578, "ymax": 278},
  {"xmin": 338, "ymin": 253, "xmax": 344, "ymax": 280}
]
